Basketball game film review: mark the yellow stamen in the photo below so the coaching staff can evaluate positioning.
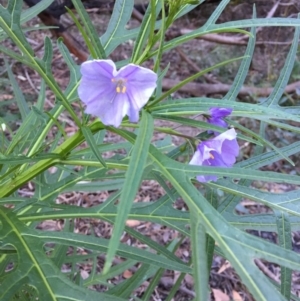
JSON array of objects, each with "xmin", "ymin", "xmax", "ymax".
[{"xmin": 111, "ymin": 77, "xmax": 127, "ymax": 94}]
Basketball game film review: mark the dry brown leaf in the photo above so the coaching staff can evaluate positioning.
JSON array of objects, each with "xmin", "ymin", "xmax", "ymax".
[
  {"xmin": 232, "ymin": 290, "xmax": 243, "ymax": 301},
  {"xmin": 126, "ymin": 220, "xmax": 141, "ymax": 227},
  {"xmin": 0, "ymin": 94, "xmax": 13, "ymax": 100},
  {"xmin": 217, "ymin": 260, "xmax": 231, "ymax": 274},
  {"xmin": 80, "ymin": 270, "xmax": 89, "ymax": 280},
  {"xmin": 240, "ymin": 200, "xmax": 259, "ymax": 206},
  {"xmin": 123, "ymin": 270, "xmax": 133, "ymax": 279},
  {"xmin": 212, "ymin": 288, "xmax": 230, "ymax": 301},
  {"xmin": 184, "ymin": 273, "xmax": 194, "ymax": 287}
]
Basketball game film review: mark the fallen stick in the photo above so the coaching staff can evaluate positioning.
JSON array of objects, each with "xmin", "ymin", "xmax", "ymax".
[{"xmin": 162, "ymin": 78, "xmax": 300, "ymax": 97}]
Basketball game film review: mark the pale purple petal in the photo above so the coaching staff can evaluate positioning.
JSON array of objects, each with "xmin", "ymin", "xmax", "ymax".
[
  {"xmin": 209, "ymin": 128, "xmax": 237, "ymax": 152},
  {"xmin": 208, "ymin": 118, "xmax": 228, "ymax": 129},
  {"xmin": 207, "ymin": 107, "xmax": 233, "ymax": 134},
  {"xmin": 99, "ymin": 93, "xmax": 130, "ymax": 127},
  {"xmin": 209, "ymin": 107, "xmax": 232, "ymax": 118},
  {"xmin": 118, "ymin": 64, "xmax": 157, "ymax": 110},
  {"xmin": 78, "ymin": 60, "xmax": 157, "ymax": 127},
  {"xmin": 189, "ymin": 128, "xmax": 239, "ymax": 183},
  {"xmin": 80, "ymin": 60, "xmax": 117, "ymax": 80},
  {"xmin": 190, "ymin": 146, "xmax": 218, "ymax": 182},
  {"xmin": 220, "ymin": 138, "xmax": 239, "ymax": 166},
  {"xmin": 78, "ymin": 60, "xmax": 116, "ymax": 107},
  {"xmin": 196, "ymin": 144, "xmax": 215, "ymax": 163},
  {"xmin": 126, "ymin": 85, "xmax": 154, "ymax": 122},
  {"xmin": 86, "ymin": 92, "xmax": 130, "ymax": 128},
  {"xmin": 190, "ymin": 148, "xmax": 203, "ymax": 166},
  {"xmin": 207, "ymin": 151, "xmax": 227, "ymax": 167},
  {"xmin": 118, "ymin": 64, "xmax": 157, "ymax": 86},
  {"xmin": 78, "ymin": 79, "xmax": 115, "ymax": 106},
  {"xmin": 196, "ymin": 174, "xmax": 218, "ymax": 182}
]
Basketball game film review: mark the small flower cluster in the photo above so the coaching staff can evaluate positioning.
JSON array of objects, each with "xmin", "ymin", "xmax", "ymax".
[
  {"xmin": 189, "ymin": 107, "xmax": 239, "ymax": 182},
  {"xmin": 78, "ymin": 60, "xmax": 239, "ymax": 183}
]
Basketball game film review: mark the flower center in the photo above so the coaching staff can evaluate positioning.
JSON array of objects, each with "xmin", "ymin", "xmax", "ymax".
[{"xmin": 111, "ymin": 78, "xmax": 127, "ymax": 93}]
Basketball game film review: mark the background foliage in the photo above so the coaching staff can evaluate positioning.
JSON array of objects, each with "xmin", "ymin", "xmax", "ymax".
[{"xmin": 1, "ymin": 0, "xmax": 300, "ymax": 300}]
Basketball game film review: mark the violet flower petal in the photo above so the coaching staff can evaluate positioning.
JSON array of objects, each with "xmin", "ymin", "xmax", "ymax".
[
  {"xmin": 208, "ymin": 118, "xmax": 228, "ymax": 129},
  {"xmin": 118, "ymin": 64, "xmax": 158, "ymax": 122},
  {"xmin": 207, "ymin": 107, "xmax": 233, "ymax": 133},
  {"xmin": 78, "ymin": 60, "xmax": 157, "ymax": 127},
  {"xmin": 189, "ymin": 128, "xmax": 239, "ymax": 183},
  {"xmin": 209, "ymin": 107, "xmax": 232, "ymax": 118}
]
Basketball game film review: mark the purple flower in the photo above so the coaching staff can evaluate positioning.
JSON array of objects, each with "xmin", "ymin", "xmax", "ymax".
[
  {"xmin": 78, "ymin": 60, "xmax": 157, "ymax": 127},
  {"xmin": 189, "ymin": 128, "xmax": 239, "ymax": 182},
  {"xmin": 207, "ymin": 107, "xmax": 232, "ymax": 132}
]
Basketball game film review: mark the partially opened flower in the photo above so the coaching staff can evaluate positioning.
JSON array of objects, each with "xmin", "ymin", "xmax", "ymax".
[
  {"xmin": 78, "ymin": 60, "xmax": 157, "ymax": 127},
  {"xmin": 207, "ymin": 107, "xmax": 232, "ymax": 133},
  {"xmin": 189, "ymin": 128, "xmax": 239, "ymax": 182}
]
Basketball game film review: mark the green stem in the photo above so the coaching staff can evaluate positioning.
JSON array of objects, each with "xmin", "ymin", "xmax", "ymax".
[
  {"xmin": 153, "ymin": 0, "xmax": 165, "ymax": 72},
  {"xmin": 0, "ymin": 16, "xmax": 82, "ymax": 127},
  {"xmin": 122, "ymin": 122, "xmax": 197, "ymax": 140},
  {"xmin": 0, "ymin": 121, "xmax": 104, "ymax": 198},
  {"xmin": 148, "ymin": 56, "xmax": 246, "ymax": 107}
]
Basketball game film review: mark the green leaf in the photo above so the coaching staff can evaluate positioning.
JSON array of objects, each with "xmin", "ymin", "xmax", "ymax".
[
  {"xmin": 155, "ymin": 18, "xmax": 300, "ymax": 55},
  {"xmin": 210, "ymin": 179, "xmax": 300, "ymax": 217},
  {"xmin": 0, "ymin": 44, "xmax": 34, "ymax": 67},
  {"xmin": 153, "ymin": 2, "xmax": 166, "ymax": 72},
  {"xmin": 150, "ymin": 56, "xmax": 246, "ymax": 107},
  {"xmin": 0, "ymin": 153, "xmax": 62, "ymax": 165},
  {"xmin": 41, "ymin": 36, "xmax": 53, "ymax": 76},
  {"xmin": 0, "ymin": 0, "xmax": 34, "ymax": 56},
  {"xmin": 167, "ymin": 159, "xmax": 300, "ymax": 185},
  {"xmin": 101, "ymin": 0, "xmax": 134, "ymax": 54},
  {"xmin": 20, "ymin": 189, "xmax": 190, "ymax": 237},
  {"xmin": 36, "ymin": 80, "xmax": 46, "ymax": 110},
  {"xmin": 4, "ymin": 59, "xmax": 29, "ymax": 121},
  {"xmin": 263, "ymin": 24, "xmax": 300, "ymax": 106},
  {"xmin": 131, "ymin": 0, "xmax": 161, "ymax": 63},
  {"xmin": 84, "ymin": 259, "xmax": 137, "ymax": 287},
  {"xmin": 81, "ymin": 126, "xmax": 107, "ymax": 168},
  {"xmin": 103, "ymin": 111, "xmax": 154, "ymax": 273},
  {"xmin": 141, "ymin": 242, "xmax": 182, "ymax": 301},
  {"xmin": 225, "ymin": 8, "xmax": 256, "ymax": 101},
  {"xmin": 156, "ymin": 114, "xmax": 260, "ymax": 145},
  {"xmin": 185, "ymin": 184, "xmax": 296, "ymax": 300},
  {"xmin": 275, "ymin": 212, "xmax": 292, "ymax": 300},
  {"xmin": 3, "ymin": 110, "xmax": 38, "ymax": 155},
  {"xmin": 201, "ymin": 0, "xmax": 230, "ymax": 30},
  {"xmin": 57, "ymin": 39, "xmax": 81, "ymax": 102},
  {"xmin": 148, "ymin": 145, "xmax": 300, "ymax": 301},
  {"xmin": 21, "ymin": 0, "xmax": 54, "ymax": 24},
  {"xmin": 151, "ymin": 98, "xmax": 300, "ymax": 123},
  {"xmin": 109, "ymin": 239, "xmax": 179, "ymax": 299},
  {"xmin": 236, "ymin": 140, "xmax": 300, "ymax": 170},
  {"xmin": 36, "ymin": 230, "xmax": 191, "ymax": 273},
  {"xmin": 174, "ymin": 1, "xmax": 203, "ymax": 19},
  {"xmin": 205, "ymin": 188, "xmax": 218, "ymax": 271},
  {"xmin": 229, "ymin": 118, "xmax": 294, "ymax": 165},
  {"xmin": 190, "ymin": 214, "xmax": 209, "ymax": 300},
  {"xmin": 0, "ymin": 209, "xmax": 126, "ymax": 301},
  {"xmin": 108, "ymin": 264, "xmax": 153, "ymax": 298},
  {"xmin": 0, "ymin": 3, "xmax": 81, "ymax": 127},
  {"xmin": 70, "ymin": 0, "xmax": 106, "ymax": 59}
]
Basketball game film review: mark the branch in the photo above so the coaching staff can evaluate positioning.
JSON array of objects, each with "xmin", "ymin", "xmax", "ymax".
[{"xmin": 162, "ymin": 78, "xmax": 300, "ymax": 97}]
